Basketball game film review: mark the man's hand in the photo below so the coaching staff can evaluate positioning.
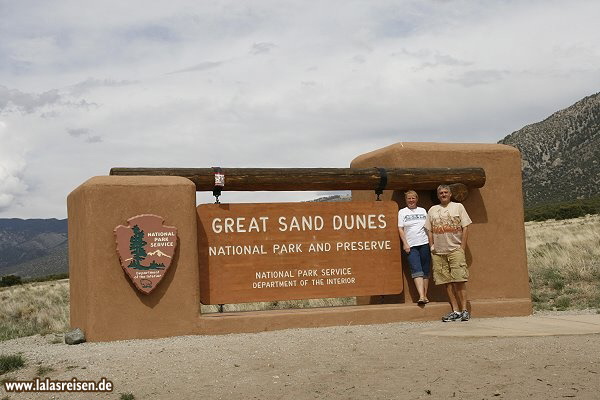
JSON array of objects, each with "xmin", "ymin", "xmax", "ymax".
[{"xmin": 403, "ymin": 244, "xmax": 411, "ymax": 254}]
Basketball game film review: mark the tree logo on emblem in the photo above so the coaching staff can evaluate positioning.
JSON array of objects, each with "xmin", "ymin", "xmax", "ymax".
[{"xmin": 114, "ymin": 214, "xmax": 177, "ymax": 294}]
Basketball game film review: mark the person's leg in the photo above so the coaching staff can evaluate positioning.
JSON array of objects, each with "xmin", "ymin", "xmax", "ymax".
[
  {"xmin": 407, "ymin": 248, "xmax": 426, "ymax": 301},
  {"xmin": 418, "ymin": 244, "xmax": 432, "ymax": 301},
  {"xmin": 447, "ymin": 248, "xmax": 470, "ymax": 321},
  {"xmin": 441, "ymin": 282, "xmax": 462, "ymax": 321},
  {"xmin": 433, "ymin": 253, "xmax": 460, "ymax": 321},
  {"xmin": 413, "ymin": 277, "xmax": 425, "ymax": 300},
  {"xmin": 445, "ymin": 283, "xmax": 460, "ymax": 311},
  {"xmin": 447, "ymin": 249, "xmax": 469, "ymax": 311},
  {"xmin": 453, "ymin": 281, "xmax": 470, "ymax": 321},
  {"xmin": 453, "ymin": 281, "xmax": 468, "ymax": 310}
]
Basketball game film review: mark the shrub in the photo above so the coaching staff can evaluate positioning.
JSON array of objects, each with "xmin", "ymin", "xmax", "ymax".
[
  {"xmin": 24, "ymin": 273, "xmax": 69, "ymax": 284},
  {"xmin": 525, "ymin": 196, "xmax": 600, "ymax": 222},
  {"xmin": 0, "ymin": 354, "xmax": 25, "ymax": 375},
  {"xmin": 539, "ymin": 268, "xmax": 565, "ymax": 291},
  {"xmin": 0, "ymin": 275, "xmax": 22, "ymax": 288},
  {"xmin": 554, "ymin": 295, "xmax": 571, "ymax": 310}
]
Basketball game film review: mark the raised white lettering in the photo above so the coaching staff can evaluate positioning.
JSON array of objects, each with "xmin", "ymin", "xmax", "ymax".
[{"xmin": 211, "ymin": 216, "xmax": 270, "ymax": 233}]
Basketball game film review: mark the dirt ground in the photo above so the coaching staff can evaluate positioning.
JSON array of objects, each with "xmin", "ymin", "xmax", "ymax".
[{"xmin": 1, "ymin": 312, "xmax": 599, "ymax": 400}]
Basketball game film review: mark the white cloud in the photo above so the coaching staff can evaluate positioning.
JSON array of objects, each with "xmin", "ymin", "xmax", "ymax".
[
  {"xmin": 168, "ymin": 61, "xmax": 225, "ymax": 75},
  {"xmin": 250, "ymin": 42, "xmax": 277, "ymax": 55},
  {"xmin": 0, "ymin": 85, "xmax": 62, "ymax": 113},
  {"xmin": 0, "ymin": 0, "xmax": 600, "ymax": 218},
  {"xmin": 68, "ymin": 78, "xmax": 139, "ymax": 96},
  {"xmin": 0, "ymin": 120, "xmax": 28, "ymax": 211},
  {"xmin": 67, "ymin": 127, "xmax": 102, "ymax": 143},
  {"xmin": 67, "ymin": 128, "xmax": 89, "ymax": 137}
]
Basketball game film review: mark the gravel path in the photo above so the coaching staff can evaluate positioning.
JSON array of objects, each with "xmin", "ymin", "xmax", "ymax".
[{"xmin": 1, "ymin": 312, "xmax": 599, "ymax": 400}]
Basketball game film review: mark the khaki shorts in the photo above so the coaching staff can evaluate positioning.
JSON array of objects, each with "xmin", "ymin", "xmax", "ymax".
[{"xmin": 432, "ymin": 248, "xmax": 468, "ymax": 285}]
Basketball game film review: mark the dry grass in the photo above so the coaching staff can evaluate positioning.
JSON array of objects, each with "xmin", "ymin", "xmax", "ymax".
[
  {"xmin": 0, "ymin": 280, "xmax": 69, "ymax": 341},
  {"xmin": 525, "ymin": 214, "xmax": 600, "ymax": 310}
]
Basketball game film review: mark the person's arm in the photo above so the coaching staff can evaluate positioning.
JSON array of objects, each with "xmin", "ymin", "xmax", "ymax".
[
  {"xmin": 458, "ymin": 203, "xmax": 470, "ymax": 250},
  {"xmin": 461, "ymin": 225, "xmax": 468, "ymax": 250},
  {"xmin": 398, "ymin": 227, "xmax": 410, "ymax": 253},
  {"xmin": 424, "ymin": 212, "xmax": 434, "ymax": 253},
  {"xmin": 426, "ymin": 229, "xmax": 434, "ymax": 253}
]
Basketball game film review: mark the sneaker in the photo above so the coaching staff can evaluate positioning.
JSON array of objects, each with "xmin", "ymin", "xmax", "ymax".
[
  {"xmin": 460, "ymin": 310, "xmax": 470, "ymax": 321},
  {"xmin": 441, "ymin": 311, "xmax": 461, "ymax": 322}
]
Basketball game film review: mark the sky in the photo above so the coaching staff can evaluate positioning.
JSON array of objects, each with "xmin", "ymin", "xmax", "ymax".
[{"xmin": 1, "ymin": 0, "xmax": 599, "ymax": 219}]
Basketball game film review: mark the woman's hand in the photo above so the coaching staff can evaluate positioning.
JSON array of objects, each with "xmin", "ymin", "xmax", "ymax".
[{"xmin": 403, "ymin": 244, "xmax": 411, "ymax": 254}]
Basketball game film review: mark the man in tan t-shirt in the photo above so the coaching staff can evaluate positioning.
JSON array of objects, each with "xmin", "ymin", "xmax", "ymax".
[{"xmin": 424, "ymin": 184, "xmax": 472, "ymax": 322}]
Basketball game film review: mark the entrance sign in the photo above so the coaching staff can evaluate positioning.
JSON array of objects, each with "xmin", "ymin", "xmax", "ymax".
[
  {"xmin": 197, "ymin": 201, "xmax": 402, "ymax": 304},
  {"xmin": 115, "ymin": 214, "xmax": 178, "ymax": 294},
  {"xmin": 68, "ymin": 145, "xmax": 536, "ymax": 343}
]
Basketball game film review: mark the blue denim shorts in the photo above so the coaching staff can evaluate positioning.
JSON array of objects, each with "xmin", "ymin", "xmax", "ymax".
[{"xmin": 406, "ymin": 243, "xmax": 431, "ymax": 278}]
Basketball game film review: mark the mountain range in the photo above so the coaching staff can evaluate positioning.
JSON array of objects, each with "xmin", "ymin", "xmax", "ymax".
[
  {"xmin": 2, "ymin": 93, "xmax": 599, "ymax": 278},
  {"xmin": 499, "ymin": 92, "xmax": 600, "ymax": 207},
  {"xmin": 0, "ymin": 219, "xmax": 68, "ymax": 278}
]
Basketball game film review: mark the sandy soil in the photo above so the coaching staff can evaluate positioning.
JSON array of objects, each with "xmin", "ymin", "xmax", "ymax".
[{"xmin": 1, "ymin": 313, "xmax": 599, "ymax": 400}]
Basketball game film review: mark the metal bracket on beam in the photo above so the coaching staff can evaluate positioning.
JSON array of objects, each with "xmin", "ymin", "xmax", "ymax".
[
  {"xmin": 375, "ymin": 167, "xmax": 388, "ymax": 201},
  {"xmin": 212, "ymin": 167, "xmax": 224, "ymax": 204}
]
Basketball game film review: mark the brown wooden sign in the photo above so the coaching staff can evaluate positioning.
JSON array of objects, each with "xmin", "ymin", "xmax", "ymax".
[
  {"xmin": 115, "ymin": 214, "xmax": 178, "ymax": 294},
  {"xmin": 197, "ymin": 201, "xmax": 402, "ymax": 304}
]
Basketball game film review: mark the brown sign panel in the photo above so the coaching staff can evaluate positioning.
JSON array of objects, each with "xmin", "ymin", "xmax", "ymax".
[
  {"xmin": 197, "ymin": 201, "xmax": 402, "ymax": 304},
  {"xmin": 115, "ymin": 214, "xmax": 178, "ymax": 294}
]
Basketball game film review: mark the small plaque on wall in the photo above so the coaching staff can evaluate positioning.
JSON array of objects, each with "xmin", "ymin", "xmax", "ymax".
[{"xmin": 114, "ymin": 214, "xmax": 178, "ymax": 294}]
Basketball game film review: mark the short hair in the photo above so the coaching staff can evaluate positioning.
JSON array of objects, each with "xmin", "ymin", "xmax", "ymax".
[
  {"xmin": 437, "ymin": 184, "xmax": 451, "ymax": 193},
  {"xmin": 404, "ymin": 190, "xmax": 418, "ymax": 199}
]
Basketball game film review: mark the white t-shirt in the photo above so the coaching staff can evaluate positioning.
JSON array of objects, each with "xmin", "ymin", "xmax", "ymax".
[{"xmin": 398, "ymin": 206, "xmax": 429, "ymax": 247}]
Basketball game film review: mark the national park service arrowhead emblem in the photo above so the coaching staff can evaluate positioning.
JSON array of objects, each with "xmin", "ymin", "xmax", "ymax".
[{"xmin": 114, "ymin": 214, "xmax": 177, "ymax": 294}]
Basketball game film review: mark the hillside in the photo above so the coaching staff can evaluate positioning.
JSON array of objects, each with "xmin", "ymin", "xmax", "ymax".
[
  {"xmin": 0, "ymin": 219, "xmax": 68, "ymax": 278},
  {"xmin": 499, "ymin": 92, "xmax": 600, "ymax": 207}
]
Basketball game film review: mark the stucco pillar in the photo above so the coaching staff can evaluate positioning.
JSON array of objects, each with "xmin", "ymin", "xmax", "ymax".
[
  {"xmin": 67, "ymin": 176, "xmax": 199, "ymax": 341},
  {"xmin": 351, "ymin": 143, "xmax": 532, "ymax": 317}
]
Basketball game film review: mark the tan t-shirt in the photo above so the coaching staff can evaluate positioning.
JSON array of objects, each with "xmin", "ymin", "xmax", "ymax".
[{"xmin": 424, "ymin": 202, "xmax": 472, "ymax": 254}]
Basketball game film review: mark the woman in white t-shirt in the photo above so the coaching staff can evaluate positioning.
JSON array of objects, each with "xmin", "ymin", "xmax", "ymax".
[{"xmin": 398, "ymin": 190, "xmax": 431, "ymax": 305}]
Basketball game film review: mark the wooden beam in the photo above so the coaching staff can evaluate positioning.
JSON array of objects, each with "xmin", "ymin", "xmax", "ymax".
[{"xmin": 109, "ymin": 167, "xmax": 485, "ymax": 192}]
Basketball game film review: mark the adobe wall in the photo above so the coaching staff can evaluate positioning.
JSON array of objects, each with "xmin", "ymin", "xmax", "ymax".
[
  {"xmin": 68, "ymin": 176, "xmax": 200, "ymax": 341},
  {"xmin": 68, "ymin": 143, "xmax": 531, "ymax": 342},
  {"xmin": 351, "ymin": 142, "xmax": 532, "ymax": 316}
]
